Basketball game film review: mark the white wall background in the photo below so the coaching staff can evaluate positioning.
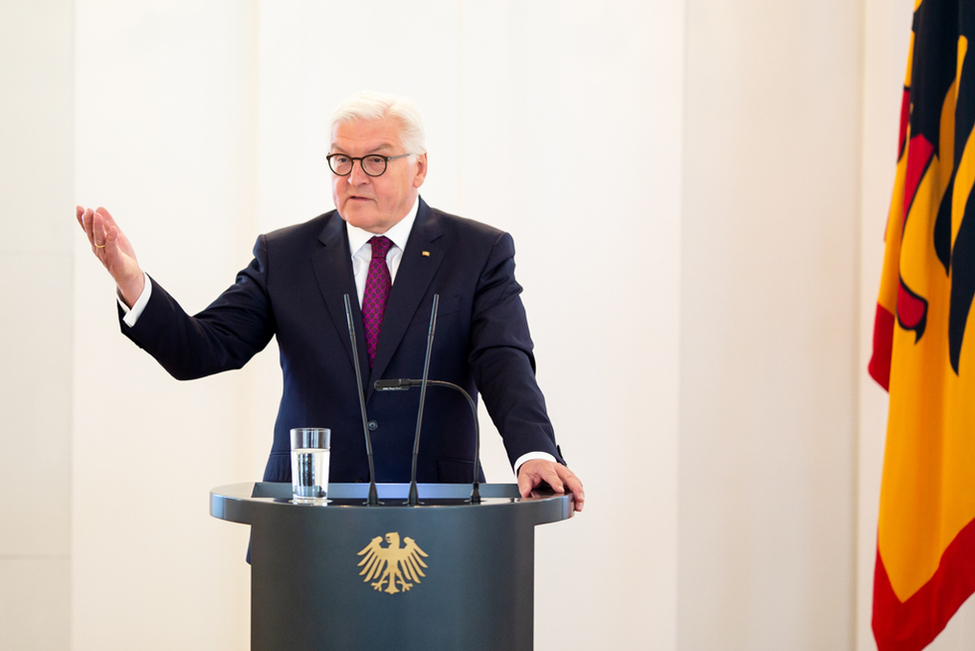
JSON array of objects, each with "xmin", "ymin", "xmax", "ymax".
[
  {"xmin": 0, "ymin": 2, "xmax": 73, "ymax": 650},
  {"xmin": 680, "ymin": 0, "xmax": 861, "ymax": 646},
  {"xmin": 3, "ymin": 0, "xmax": 972, "ymax": 649}
]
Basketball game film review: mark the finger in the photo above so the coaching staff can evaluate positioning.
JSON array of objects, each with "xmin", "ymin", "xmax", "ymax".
[
  {"xmin": 547, "ymin": 464, "xmax": 569, "ymax": 493},
  {"xmin": 83, "ymin": 208, "xmax": 99, "ymax": 247},
  {"xmin": 81, "ymin": 207, "xmax": 93, "ymax": 236},
  {"xmin": 95, "ymin": 206, "xmax": 117, "ymax": 230},
  {"xmin": 559, "ymin": 470, "xmax": 585, "ymax": 512},
  {"xmin": 76, "ymin": 206, "xmax": 91, "ymax": 239},
  {"xmin": 91, "ymin": 212, "xmax": 107, "ymax": 249},
  {"xmin": 101, "ymin": 227, "xmax": 130, "ymax": 278},
  {"xmin": 556, "ymin": 466, "xmax": 580, "ymax": 492},
  {"xmin": 517, "ymin": 460, "xmax": 552, "ymax": 497},
  {"xmin": 95, "ymin": 207, "xmax": 133, "ymax": 259},
  {"xmin": 93, "ymin": 207, "xmax": 113, "ymax": 245},
  {"xmin": 105, "ymin": 225, "xmax": 119, "ymax": 255}
]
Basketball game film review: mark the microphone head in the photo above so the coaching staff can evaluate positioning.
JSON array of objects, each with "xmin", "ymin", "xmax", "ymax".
[{"xmin": 374, "ymin": 378, "xmax": 417, "ymax": 391}]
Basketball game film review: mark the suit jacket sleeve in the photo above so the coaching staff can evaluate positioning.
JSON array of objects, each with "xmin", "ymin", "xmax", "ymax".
[
  {"xmin": 468, "ymin": 231, "xmax": 564, "ymax": 468},
  {"xmin": 119, "ymin": 235, "xmax": 276, "ymax": 380}
]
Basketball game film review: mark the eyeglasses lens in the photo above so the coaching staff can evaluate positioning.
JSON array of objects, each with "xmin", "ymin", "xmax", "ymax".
[
  {"xmin": 328, "ymin": 155, "xmax": 388, "ymax": 177},
  {"xmin": 361, "ymin": 156, "xmax": 387, "ymax": 176}
]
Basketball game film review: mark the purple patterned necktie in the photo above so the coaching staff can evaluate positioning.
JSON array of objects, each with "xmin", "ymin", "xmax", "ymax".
[{"xmin": 362, "ymin": 235, "xmax": 393, "ymax": 367}]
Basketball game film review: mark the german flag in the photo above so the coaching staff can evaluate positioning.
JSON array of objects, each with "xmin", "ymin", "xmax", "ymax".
[{"xmin": 869, "ymin": 0, "xmax": 975, "ymax": 649}]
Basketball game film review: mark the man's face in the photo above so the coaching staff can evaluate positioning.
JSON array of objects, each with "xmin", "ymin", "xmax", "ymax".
[{"xmin": 329, "ymin": 116, "xmax": 427, "ymax": 234}]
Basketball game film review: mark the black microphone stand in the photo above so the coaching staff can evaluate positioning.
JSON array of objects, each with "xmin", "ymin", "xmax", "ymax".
[
  {"xmin": 344, "ymin": 294, "xmax": 379, "ymax": 506},
  {"xmin": 407, "ymin": 295, "xmax": 439, "ymax": 506},
  {"xmin": 374, "ymin": 378, "xmax": 481, "ymax": 504}
]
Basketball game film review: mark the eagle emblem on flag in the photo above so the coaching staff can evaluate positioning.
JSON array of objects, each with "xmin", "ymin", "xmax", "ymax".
[{"xmin": 357, "ymin": 532, "xmax": 429, "ymax": 594}]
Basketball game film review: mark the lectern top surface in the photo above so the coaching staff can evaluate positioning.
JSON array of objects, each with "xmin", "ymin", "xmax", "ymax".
[
  {"xmin": 250, "ymin": 482, "xmax": 525, "ymax": 505},
  {"xmin": 210, "ymin": 482, "xmax": 576, "ymax": 525}
]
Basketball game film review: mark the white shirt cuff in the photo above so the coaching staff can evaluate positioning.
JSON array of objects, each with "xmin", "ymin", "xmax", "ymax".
[
  {"xmin": 118, "ymin": 272, "xmax": 152, "ymax": 328},
  {"xmin": 513, "ymin": 451, "xmax": 557, "ymax": 475}
]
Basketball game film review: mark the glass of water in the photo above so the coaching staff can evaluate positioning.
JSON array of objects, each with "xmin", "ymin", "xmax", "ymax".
[{"xmin": 290, "ymin": 427, "xmax": 330, "ymax": 504}]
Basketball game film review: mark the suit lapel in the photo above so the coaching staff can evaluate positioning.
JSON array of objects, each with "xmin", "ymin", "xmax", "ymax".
[
  {"xmin": 311, "ymin": 213, "xmax": 369, "ymax": 380},
  {"xmin": 368, "ymin": 199, "xmax": 444, "ymax": 391}
]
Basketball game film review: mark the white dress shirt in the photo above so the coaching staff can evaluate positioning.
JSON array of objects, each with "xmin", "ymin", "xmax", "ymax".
[{"xmin": 346, "ymin": 197, "xmax": 418, "ymax": 306}]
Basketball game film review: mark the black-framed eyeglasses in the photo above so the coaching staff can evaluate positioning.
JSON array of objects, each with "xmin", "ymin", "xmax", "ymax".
[{"xmin": 326, "ymin": 152, "xmax": 412, "ymax": 177}]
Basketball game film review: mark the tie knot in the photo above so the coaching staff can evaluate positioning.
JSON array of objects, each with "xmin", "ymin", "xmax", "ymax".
[{"xmin": 369, "ymin": 235, "xmax": 393, "ymax": 260}]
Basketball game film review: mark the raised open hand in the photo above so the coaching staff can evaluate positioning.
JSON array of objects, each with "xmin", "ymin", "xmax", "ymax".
[{"xmin": 76, "ymin": 206, "xmax": 145, "ymax": 306}]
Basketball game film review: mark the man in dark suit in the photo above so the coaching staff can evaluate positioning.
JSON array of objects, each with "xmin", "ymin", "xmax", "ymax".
[{"xmin": 76, "ymin": 91, "xmax": 584, "ymax": 510}]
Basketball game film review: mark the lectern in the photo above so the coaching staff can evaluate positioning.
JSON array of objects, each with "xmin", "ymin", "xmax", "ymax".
[{"xmin": 210, "ymin": 482, "xmax": 574, "ymax": 651}]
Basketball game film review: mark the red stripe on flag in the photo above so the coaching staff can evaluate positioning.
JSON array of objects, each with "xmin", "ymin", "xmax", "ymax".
[
  {"xmin": 902, "ymin": 135, "xmax": 934, "ymax": 226},
  {"xmin": 873, "ymin": 518, "xmax": 975, "ymax": 651},
  {"xmin": 869, "ymin": 303, "xmax": 895, "ymax": 391}
]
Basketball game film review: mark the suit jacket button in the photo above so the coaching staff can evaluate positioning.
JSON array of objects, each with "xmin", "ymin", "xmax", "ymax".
[{"xmin": 367, "ymin": 419, "xmax": 378, "ymax": 431}]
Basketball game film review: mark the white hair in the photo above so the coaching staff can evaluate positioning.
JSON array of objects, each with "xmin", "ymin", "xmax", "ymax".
[{"xmin": 329, "ymin": 90, "xmax": 427, "ymax": 154}]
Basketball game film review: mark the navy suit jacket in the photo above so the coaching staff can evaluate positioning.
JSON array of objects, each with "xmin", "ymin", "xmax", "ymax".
[{"xmin": 121, "ymin": 199, "xmax": 562, "ymax": 484}]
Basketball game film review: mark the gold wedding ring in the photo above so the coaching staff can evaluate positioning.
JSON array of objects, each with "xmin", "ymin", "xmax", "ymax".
[{"xmin": 95, "ymin": 243, "xmax": 106, "ymax": 248}]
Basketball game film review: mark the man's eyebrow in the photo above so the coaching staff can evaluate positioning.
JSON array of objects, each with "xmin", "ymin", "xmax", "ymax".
[{"xmin": 328, "ymin": 143, "xmax": 395, "ymax": 155}]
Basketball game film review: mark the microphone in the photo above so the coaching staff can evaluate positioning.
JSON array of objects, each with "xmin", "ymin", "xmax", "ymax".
[
  {"xmin": 406, "ymin": 294, "xmax": 439, "ymax": 506},
  {"xmin": 373, "ymin": 378, "xmax": 418, "ymax": 390},
  {"xmin": 374, "ymin": 378, "xmax": 481, "ymax": 504},
  {"xmin": 344, "ymin": 294, "xmax": 379, "ymax": 506}
]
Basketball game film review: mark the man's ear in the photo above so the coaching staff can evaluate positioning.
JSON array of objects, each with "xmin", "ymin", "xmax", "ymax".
[{"xmin": 413, "ymin": 152, "xmax": 428, "ymax": 188}]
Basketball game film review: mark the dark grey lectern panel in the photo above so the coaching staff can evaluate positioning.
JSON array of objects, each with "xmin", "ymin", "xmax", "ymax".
[{"xmin": 210, "ymin": 483, "xmax": 573, "ymax": 651}]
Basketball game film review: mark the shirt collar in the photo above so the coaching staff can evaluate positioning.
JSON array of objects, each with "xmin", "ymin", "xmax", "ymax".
[{"xmin": 345, "ymin": 197, "xmax": 420, "ymax": 256}]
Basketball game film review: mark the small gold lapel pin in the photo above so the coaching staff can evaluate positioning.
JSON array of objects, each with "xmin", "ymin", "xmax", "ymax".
[{"xmin": 421, "ymin": 251, "xmax": 430, "ymax": 257}]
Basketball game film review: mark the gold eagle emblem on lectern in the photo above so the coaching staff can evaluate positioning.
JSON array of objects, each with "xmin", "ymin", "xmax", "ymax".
[{"xmin": 357, "ymin": 532, "xmax": 429, "ymax": 594}]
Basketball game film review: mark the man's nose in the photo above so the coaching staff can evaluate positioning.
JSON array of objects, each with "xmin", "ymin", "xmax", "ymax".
[{"xmin": 347, "ymin": 160, "xmax": 371, "ymax": 185}]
